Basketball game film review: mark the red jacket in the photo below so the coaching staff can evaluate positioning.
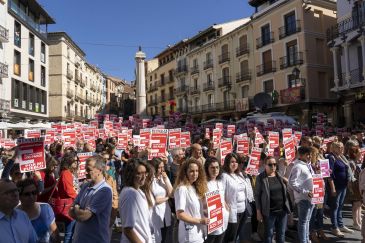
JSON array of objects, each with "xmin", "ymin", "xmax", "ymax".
[{"xmin": 56, "ymin": 170, "xmax": 77, "ymax": 199}]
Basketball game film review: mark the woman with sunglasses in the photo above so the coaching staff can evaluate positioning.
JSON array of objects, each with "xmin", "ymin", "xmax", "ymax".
[
  {"xmin": 255, "ymin": 156, "xmax": 291, "ymax": 243},
  {"xmin": 17, "ymin": 178, "xmax": 61, "ymax": 243}
]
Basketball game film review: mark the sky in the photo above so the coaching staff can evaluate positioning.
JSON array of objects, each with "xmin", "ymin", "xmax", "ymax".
[{"xmin": 38, "ymin": 0, "xmax": 253, "ymax": 83}]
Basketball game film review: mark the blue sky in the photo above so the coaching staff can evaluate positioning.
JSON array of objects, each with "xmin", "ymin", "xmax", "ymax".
[{"xmin": 38, "ymin": 0, "xmax": 253, "ymax": 83}]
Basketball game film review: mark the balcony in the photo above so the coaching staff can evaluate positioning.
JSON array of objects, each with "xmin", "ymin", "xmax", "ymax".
[
  {"xmin": 201, "ymin": 101, "xmax": 235, "ymax": 112},
  {"xmin": 80, "ymin": 78, "xmax": 86, "ymax": 88},
  {"xmin": 66, "ymin": 110, "xmax": 75, "ymax": 118},
  {"xmin": 190, "ymin": 65, "xmax": 199, "ymax": 75},
  {"xmin": 188, "ymin": 106, "xmax": 202, "ymax": 114},
  {"xmin": 190, "ymin": 85, "xmax": 201, "ymax": 95},
  {"xmin": 279, "ymin": 20, "xmax": 301, "ymax": 39},
  {"xmin": 218, "ymin": 52, "xmax": 230, "ymax": 64},
  {"xmin": 256, "ymin": 32, "xmax": 274, "ymax": 49},
  {"xmin": 327, "ymin": 12, "xmax": 365, "ymax": 42},
  {"xmin": 90, "ymin": 84, "xmax": 96, "ymax": 92},
  {"xmin": 167, "ymin": 76, "xmax": 174, "ymax": 84},
  {"xmin": 236, "ymin": 71, "xmax": 251, "ymax": 83},
  {"xmin": 203, "ymin": 82, "xmax": 215, "ymax": 92},
  {"xmin": 148, "ymin": 83, "xmax": 158, "ymax": 92},
  {"xmin": 218, "ymin": 76, "xmax": 232, "ymax": 87},
  {"xmin": 66, "ymin": 70, "xmax": 73, "ymax": 80},
  {"xmin": 75, "ymin": 74, "xmax": 81, "ymax": 84},
  {"xmin": 203, "ymin": 59, "xmax": 214, "ymax": 70},
  {"xmin": 350, "ymin": 68, "xmax": 364, "ymax": 86},
  {"xmin": 257, "ymin": 61, "xmax": 277, "ymax": 76},
  {"xmin": 175, "ymin": 65, "xmax": 188, "ymax": 75},
  {"xmin": 66, "ymin": 89, "xmax": 74, "ymax": 99},
  {"xmin": 280, "ymin": 86, "xmax": 305, "ymax": 104},
  {"xmin": 0, "ymin": 24, "xmax": 9, "ymax": 42},
  {"xmin": 279, "ymin": 52, "xmax": 304, "ymax": 69},
  {"xmin": 236, "ymin": 43, "xmax": 249, "ymax": 57},
  {"xmin": 0, "ymin": 62, "xmax": 8, "ymax": 78},
  {"xmin": 79, "ymin": 94, "xmax": 85, "ymax": 104},
  {"xmin": 175, "ymin": 85, "xmax": 189, "ymax": 95}
]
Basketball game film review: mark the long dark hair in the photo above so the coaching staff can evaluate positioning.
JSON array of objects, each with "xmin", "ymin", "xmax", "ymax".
[
  {"xmin": 122, "ymin": 158, "xmax": 148, "ymax": 187},
  {"xmin": 204, "ymin": 156, "xmax": 223, "ymax": 180},
  {"xmin": 222, "ymin": 153, "xmax": 241, "ymax": 174},
  {"xmin": 60, "ymin": 152, "xmax": 78, "ymax": 172}
]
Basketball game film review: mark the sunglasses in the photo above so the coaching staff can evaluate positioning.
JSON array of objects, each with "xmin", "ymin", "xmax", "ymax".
[
  {"xmin": 21, "ymin": 190, "xmax": 38, "ymax": 197},
  {"xmin": 267, "ymin": 163, "xmax": 277, "ymax": 167}
]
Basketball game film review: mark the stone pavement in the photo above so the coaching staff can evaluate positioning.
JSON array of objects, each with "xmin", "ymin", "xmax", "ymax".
[{"xmin": 111, "ymin": 204, "xmax": 362, "ymax": 242}]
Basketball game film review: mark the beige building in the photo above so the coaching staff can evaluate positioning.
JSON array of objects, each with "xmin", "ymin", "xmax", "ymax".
[
  {"xmin": 146, "ymin": 41, "xmax": 187, "ymax": 117},
  {"xmin": 48, "ymin": 32, "xmax": 104, "ymax": 122},
  {"xmin": 249, "ymin": 0, "xmax": 337, "ymax": 124}
]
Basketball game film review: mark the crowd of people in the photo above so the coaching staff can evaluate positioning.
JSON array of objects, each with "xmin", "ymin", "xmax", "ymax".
[{"xmin": 0, "ymin": 128, "xmax": 364, "ymax": 243}]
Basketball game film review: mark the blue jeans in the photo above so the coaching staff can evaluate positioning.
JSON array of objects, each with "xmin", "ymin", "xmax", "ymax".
[
  {"xmin": 297, "ymin": 200, "xmax": 314, "ymax": 243},
  {"xmin": 64, "ymin": 220, "xmax": 76, "ymax": 243},
  {"xmin": 330, "ymin": 187, "xmax": 347, "ymax": 229},
  {"xmin": 263, "ymin": 210, "xmax": 287, "ymax": 243},
  {"xmin": 309, "ymin": 206, "xmax": 324, "ymax": 232}
]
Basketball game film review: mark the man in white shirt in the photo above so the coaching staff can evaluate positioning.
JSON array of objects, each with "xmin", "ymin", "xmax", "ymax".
[{"xmin": 289, "ymin": 146, "xmax": 314, "ymax": 243}]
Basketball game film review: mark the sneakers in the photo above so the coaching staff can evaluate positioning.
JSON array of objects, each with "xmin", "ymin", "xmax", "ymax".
[
  {"xmin": 251, "ymin": 232, "xmax": 262, "ymax": 242},
  {"xmin": 340, "ymin": 226, "xmax": 354, "ymax": 233},
  {"xmin": 353, "ymin": 224, "xmax": 362, "ymax": 231},
  {"xmin": 331, "ymin": 228, "xmax": 345, "ymax": 238}
]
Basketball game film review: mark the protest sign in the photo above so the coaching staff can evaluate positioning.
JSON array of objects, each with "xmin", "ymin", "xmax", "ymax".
[
  {"xmin": 282, "ymin": 128, "xmax": 292, "ymax": 141},
  {"xmin": 77, "ymin": 152, "xmax": 93, "ymax": 179},
  {"xmin": 212, "ymin": 129, "xmax": 222, "ymax": 149},
  {"xmin": 117, "ymin": 133, "xmax": 128, "ymax": 150},
  {"xmin": 236, "ymin": 135, "xmax": 249, "ymax": 156},
  {"xmin": 215, "ymin": 123, "xmax": 223, "ymax": 131},
  {"xmin": 139, "ymin": 129, "xmax": 151, "ymax": 151},
  {"xmin": 168, "ymin": 128, "xmax": 181, "ymax": 150},
  {"xmin": 62, "ymin": 129, "xmax": 76, "ymax": 148},
  {"xmin": 246, "ymin": 147, "xmax": 262, "ymax": 175},
  {"xmin": 294, "ymin": 131, "xmax": 302, "ymax": 146},
  {"xmin": 220, "ymin": 140, "xmax": 232, "ymax": 165},
  {"xmin": 227, "ymin": 125, "xmax": 235, "ymax": 138},
  {"xmin": 180, "ymin": 131, "xmax": 191, "ymax": 149},
  {"xmin": 148, "ymin": 129, "xmax": 168, "ymax": 160},
  {"xmin": 205, "ymin": 190, "xmax": 224, "ymax": 234},
  {"xmin": 254, "ymin": 127, "xmax": 264, "ymax": 146},
  {"xmin": 205, "ymin": 128, "xmax": 210, "ymax": 139},
  {"xmin": 3, "ymin": 139, "xmax": 16, "ymax": 149},
  {"xmin": 283, "ymin": 137, "xmax": 296, "ymax": 163},
  {"xmin": 16, "ymin": 137, "xmax": 45, "ymax": 173},
  {"xmin": 312, "ymin": 175, "xmax": 325, "ymax": 204},
  {"xmin": 25, "ymin": 129, "xmax": 41, "ymax": 138},
  {"xmin": 319, "ymin": 159, "xmax": 330, "ymax": 178},
  {"xmin": 268, "ymin": 131, "xmax": 279, "ymax": 149}
]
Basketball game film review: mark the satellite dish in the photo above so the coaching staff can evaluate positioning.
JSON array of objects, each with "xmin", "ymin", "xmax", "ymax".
[{"xmin": 253, "ymin": 92, "xmax": 273, "ymax": 111}]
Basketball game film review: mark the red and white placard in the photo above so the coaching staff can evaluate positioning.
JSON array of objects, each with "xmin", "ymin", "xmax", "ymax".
[
  {"xmin": 148, "ymin": 129, "xmax": 168, "ymax": 160},
  {"xmin": 220, "ymin": 140, "xmax": 232, "ymax": 165},
  {"xmin": 283, "ymin": 137, "xmax": 296, "ymax": 163},
  {"xmin": 77, "ymin": 152, "xmax": 93, "ymax": 179},
  {"xmin": 246, "ymin": 147, "xmax": 262, "ymax": 175},
  {"xmin": 168, "ymin": 128, "xmax": 181, "ymax": 150},
  {"xmin": 180, "ymin": 132, "xmax": 191, "ymax": 149},
  {"xmin": 227, "ymin": 125, "xmax": 235, "ymax": 138},
  {"xmin": 62, "ymin": 129, "xmax": 76, "ymax": 148},
  {"xmin": 16, "ymin": 137, "xmax": 45, "ymax": 173},
  {"xmin": 25, "ymin": 129, "xmax": 41, "ymax": 139},
  {"xmin": 117, "ymin": 133, "xmax": 128, "ymax": 150},
  {"xmin": 236, "ymin": 135, "xmax": 249, "ymax": 156},
  {"xmin": 139, "ymin": 129, "xmax": 151, "ymax": 151},
  {"xmin": 312, "ymin": 175, "xmax": 325, "ymax": 204},
  {"xmin": 254, "ymin": 127, "xmax": 265, "ymax": 146},
  {"xmin": 268, "ymin": 131, "xmax": 279, "ymax": 149},
  {"xmin": 282, "ymin": 128, "xmax": 292, "ymax": 141},
  {"xmin": 205, "ymin": 190, "xmax": 224, "ymax": 234},
  {"xmin": 212, "ymin": 129, "xmax": 222, "ymax": 149}
]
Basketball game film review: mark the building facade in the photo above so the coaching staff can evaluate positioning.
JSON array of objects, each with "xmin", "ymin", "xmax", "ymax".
[
  {"xmin": 4, "ymin": 0, "xmax": 54, "ymax": 122},
  {"xmin": 327, "ymin": 0, "xmax": 365, "ymax": 127},
  {"xmin": 48, "ymin": 32, "xmax": 104, "ymax": 122},
  {"xmin": 0, "ymin": 0, "xmax": 10, "ymax": 119}
]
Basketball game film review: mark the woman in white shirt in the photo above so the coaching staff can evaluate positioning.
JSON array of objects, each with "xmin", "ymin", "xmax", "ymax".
[
  {"xmin": 222, "ymin": 153, "xmax": 251, "ymax": 243},
  {"xmin": 204, "ymin": 156, "xmax": 229, "ymax": 243},
  {"xmin": 119, "ymin": 159, "xmax": 153, "ymax": 243},
  {"xmin": 174, "ymin": 158, "xmax": 209, "ymax": 243}
]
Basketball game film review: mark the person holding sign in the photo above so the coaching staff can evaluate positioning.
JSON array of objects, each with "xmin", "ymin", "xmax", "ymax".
[
  {"xmin": 174, "ymin": 158, "xmax": 209, "ymax": 243},
  {"xmin": 255, "ymin": 156, "xmax": 292, "ymax": 243},
  {"xmin": 204, "ymin": 157, "xmax": 228, "ymax": 243}
]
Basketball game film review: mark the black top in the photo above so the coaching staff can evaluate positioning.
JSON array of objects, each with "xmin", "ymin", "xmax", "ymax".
[{"xmin": 268, "ymin": 176, "xmax": 284, "ymax": 213}]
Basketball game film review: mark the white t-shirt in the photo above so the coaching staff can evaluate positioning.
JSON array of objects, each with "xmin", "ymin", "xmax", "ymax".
[
  {"xmin": 119, "ymin": 187, "xmax": 152, "ymax": 243},
  {"xmin": 174, "ymin": 185, "xmax": 205, "ymax": 243},
  {"xmin": 152, "ymin": 177, "xmax": 172, "ymax": 228},
  {"xmin": 207, "ymin": 179, "xmax": 229, "ymax": 235}
]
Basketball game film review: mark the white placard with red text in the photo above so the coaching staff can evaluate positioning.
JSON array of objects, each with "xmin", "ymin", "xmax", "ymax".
[
  {"xmin": 212, "ymin": 129, "xmax": 222, "ymax": 149},
  {"xmin": 312, "ymin": 175, "xmax": 325, "ymax": 204},
  {"xmin": 254, "ymin": 127, "xmax": 265, "ymax": 146},
  {"xmin": 268, "ymin": 131, "xmax": 279, "ymax": 149},
  {"xmin": 282, "ymin": 128, "xmax": 292, "ymax": 141},
  {"xmin": 246, "ymin": 147, "xmax": 262, "ymax": 175},
  {"xmin": 16, "ymin": 137, "xmax": 45, "ymax": 173},
  {"xmin": 139, "ymin": 129, "xmax": 151, "ymax": 151},
  {"xmin": 62, "ymin": 129, "xmax": 76, "ymax": 148},
  {"xmin": 77, "ymin": 152, "xmax": 93, "ymax": 179},
  {"xmin": 220, "ymin": 140, "xmax": 232, "ymax": 165},
  {"xmin": 168, "ymin": 128, "xmax": 181, "ymax": 150},
  {"xmin": 206, "ymin": 190, "xmax": 224, "ymax": 234},
  {"xmin": 117, "ymin": 133, "xmax": 128, "ymax": 150},
  {"xmin": 25, "ymin": 129, "xmax": 41, "ymax": 139},
  {"xmin": 283, "ymin": 137, "xmax": 296, "ymax": 163},
  {"xmin": 180, "ymin": 132, "xmax": 191, "ymax": 149},
  {"xmin": 227, "ymin": 125, "xmax": 235, "ymax": 138},
  {"xmin": 148, "ymin": 129, "xmax": 168, "ymax": 160}
]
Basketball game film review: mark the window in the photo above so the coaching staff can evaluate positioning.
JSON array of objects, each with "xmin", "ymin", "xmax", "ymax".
[
  {"xmin": 263, "ymin": 80, "xmax": 274, "ymax": 93},
  {"xmin": 288, "ymin": 74, "xmax": 301, "ymax": 88},
  {"xmin": 286, "ymin": 40, "xmax": 298, "ymax": 67},
  {"xmin": 193, "ymin": 59, "xmax": 198, "ymax": 68},
  {"xmin": 14, "ymin": 21, "xmax": 21, "ymax": 47},
  {"xmin": 29, "ymin": 59, "xmax": 34, "ymax": 81},
  {"xmin": 41, "ymin": 42, "xmax": 46, "ymax": 63},
  {"xmin": 160, "ymin": 74, "xmax": 165, "ymax": 85},
  {"xmin": 194, "ymin": 97, "xmax": 199, "ymax": 107},
  {"xmin": 206, "ymin": 52, "xmax": 212, "ymax": 62},
  {"xmin": 13, "ymin": 79, "xmax": 20, "ymax": 108},
  {"xmin": 239, "ymin": 35, "xmax": 247, "ymax": 49},
  {"xmin": 194, "ymin": 79, "xmax": 198, "ymax": 89},
  {"xmin": 222, "ymin": 67, "xmax": 230, "ymax": 82},
  {"xmin": 29, "ymin": 33, "xmax": 34, "ymax": 56},
  {"xmin": 207, "ymin": 73, "xmax": 213, "ymax": 84},
  {"xmin": 241, "ymin": 86, "xmax": 249, "ymax": 98},
  {"xmin": 208, "ymin": 94, "xmax": 214, "ymax": 105},
  {"xmin": 223, "ymin": 90, "xmax": 229, "ymax": 104},
  {"xmin": 14, "ymin": 51, "xmax": 21, "ymax": 76},
  {"xmin": 67, "ymin": 47, "xmax": 70, "ymax": 59},
  {"xmin": 42, "ymin": 91, "xmax": 46, "ymax": 113},
  {"xmin": 284, "ymin": 12, "xmax": 296, "ymax": 35},
  {"xmin": 261, "ymin": 24, "xmax": 271, "ymax": 45},
  {"xmin": 169, "ymin": 86, "xmax": 174, "ymax": 99},
  {"xmin": 240, "ymin": 60, "xmax": 249, "ymax": 74},
  {"xmin": 169, "ymin": 70, "xmax": 173, "ymax": 81},
  {"xmin": 41, "ymin": 66, "xmax": 46, "ymax": 87},
  {"xmin": 22, "ymin": 83, "xmax": 27, "ymax": 108},
  {"xmin": 35, "ymin": 88, "xmax": 40, "ymax": 112},
  {"xmin": 29, "ymin": 86, "xmax": 34, "ymax": 111}
]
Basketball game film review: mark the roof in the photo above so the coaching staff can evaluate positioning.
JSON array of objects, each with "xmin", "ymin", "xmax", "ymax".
[
  {"xmin": 18, "ymin": 0, "xmax": 55, "ymax": 24},
  {"xmin": 107, "ymin": 76, "xmax": 126, "ymax": 85},
  {"xmin": 47, "ymin": 32, "xmax": 86, "ymax": 57}
]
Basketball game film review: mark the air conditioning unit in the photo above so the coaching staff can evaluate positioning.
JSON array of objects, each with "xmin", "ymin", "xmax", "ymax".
[
  {"xmin": 22, "ymin": 100, "xmax": 26, "ymax": 109},
  {"xmin": 29, "ymin": 102, "xmax": 33, "ymax": 110},
  {"xmin": 14, "ymin": 98, "xmax": 18, "ymax": 107}
]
